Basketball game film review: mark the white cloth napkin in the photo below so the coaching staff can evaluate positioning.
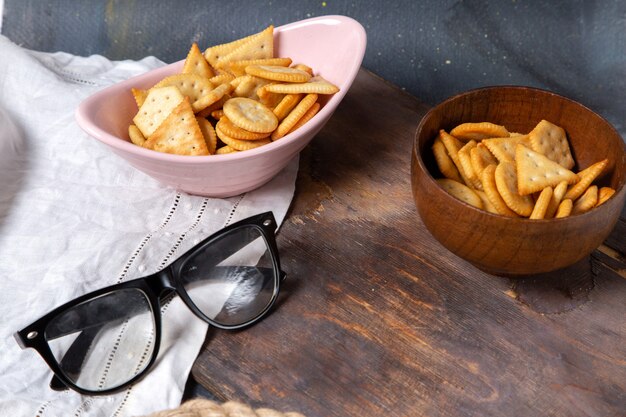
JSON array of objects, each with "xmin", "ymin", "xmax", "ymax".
[{"xmin": 0, "ymin": 35, "xmax": 298, "ymax": 416}]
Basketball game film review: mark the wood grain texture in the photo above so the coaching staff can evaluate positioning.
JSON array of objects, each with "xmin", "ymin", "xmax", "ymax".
[{"xmin": 192, "ymin": 70, "xmax": 626, "ymax": 417}]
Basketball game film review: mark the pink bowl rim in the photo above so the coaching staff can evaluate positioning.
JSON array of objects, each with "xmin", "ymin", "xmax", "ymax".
[{"xmin": 75, "ymin": 15, "xmax": 367, "ymax": 165}]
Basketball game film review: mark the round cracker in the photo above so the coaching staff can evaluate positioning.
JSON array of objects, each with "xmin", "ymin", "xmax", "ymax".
[
  {"xmin": 223, "ymin": 97, "xmax": 278, "ymax": 133},
  {"xmin": 271, "ymin": 93, "xmax": 318, "ymax": 140},
  {"xmin": 432, "ymin": 137, "xmax": 462, "ymax": 182},
  {"xmin": 494, "ymin": 161, "xmax": 535, "ymax": 217},
  {"xmin": 216, "ymin": 145, "xmax": 238, "ymax": 154},
  {"xmin": 529, "ymin": 186, "xmax": 553, "ymax": 219},
  {"xmin": 216, "ymin": 124, "xmax": 271, "ymax": 151},
  {"xmin": 481, "ymin": 164, "xmax": 519, "ymax": 217},
  {"xmin": 596, "ymin": 187, "xmax": 616, "ymax": 207},
  {"xmin": 436, "ymin": 179, "xmax": 483, "ymax": 209},
  {"xmin": 450, "ymin": 122, "xmax": 510, "ymax": 141},
  {"xmin": 216, "ymin": 117, "xmax": 270, "ymax": 140}
]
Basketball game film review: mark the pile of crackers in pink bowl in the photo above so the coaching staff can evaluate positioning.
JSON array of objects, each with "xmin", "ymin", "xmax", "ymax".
[
  {"xmin": 412, "ymin": 86, "xmax": 626, "ymax": 276},
  {"xmin": 75, "ymin": 16, "xmax": 366, "ymax": 197}
]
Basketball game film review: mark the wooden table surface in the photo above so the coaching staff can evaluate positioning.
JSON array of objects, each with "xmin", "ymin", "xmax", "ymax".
[{"xmin": 192, "ymin": 69, "xmax": 626, "ymax": 417}]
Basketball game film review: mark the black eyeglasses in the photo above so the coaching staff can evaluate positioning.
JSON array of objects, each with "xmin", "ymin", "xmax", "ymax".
[{"xmin": 14, "ymin": 212, "xmax": 285, "ymax": 396}]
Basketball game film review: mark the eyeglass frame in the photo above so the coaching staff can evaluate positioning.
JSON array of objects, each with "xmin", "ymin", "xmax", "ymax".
[{"xmin": 14, "ymin": 211, "xmax": 286, "ymax": 396}]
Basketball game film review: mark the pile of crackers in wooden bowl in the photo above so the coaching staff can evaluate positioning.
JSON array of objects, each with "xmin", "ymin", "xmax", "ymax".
[
  {"xmin": 412, "ymin": 86, "xmax": 626, "ymax": 276},
  {"xmin": 75, "ymin": 16, "xmax": 366, "ymax": 197}
]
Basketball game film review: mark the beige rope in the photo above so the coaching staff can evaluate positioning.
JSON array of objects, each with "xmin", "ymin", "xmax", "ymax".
[{"xmin": 144, "ymin": 399, "xmax": 307, "ymax": 417}]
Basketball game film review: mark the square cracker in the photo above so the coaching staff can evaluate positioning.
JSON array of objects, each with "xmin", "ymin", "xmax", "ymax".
[
  {"xmin": 528, "ymin": 119, "xmax": 575, "ymax": 169},
  {"xmin": 143, "ymin": 98, "xmax": 209, "ymax": 156},
  {"xmin": 133, "ymin": 86, "xmax": 184, "ymax": 137},
  {"xmin": 482, "ymin": 135, "xmax": 530, "ymax": 163}
]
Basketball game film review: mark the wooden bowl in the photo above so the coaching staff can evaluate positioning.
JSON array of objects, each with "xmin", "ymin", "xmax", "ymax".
[{"xmin": 411, "ymin": 86, "xmax": 626, "ymax": 276}]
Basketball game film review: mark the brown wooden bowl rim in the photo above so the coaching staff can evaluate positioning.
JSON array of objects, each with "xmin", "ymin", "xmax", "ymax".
[{"xmin": 412, "ymin": 85, "xmax": 626, "ymax": 224}]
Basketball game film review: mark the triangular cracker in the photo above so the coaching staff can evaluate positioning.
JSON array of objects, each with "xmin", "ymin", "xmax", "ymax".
[
  {"xmin": 515, "ymin": 144, "xmax": 578, "ymax": 195},
  {"xmin": 216, "ymin": 26, "xmax": 274, "ymax": 66},
  {"xmin": 133, "ymin": 86, "xmax": 184, "ymax": 137},
  {"xmin": 143, "ymin": 98, "xmax": 209, "ymax": 156},
  {"xmin": 182, "ymin": 43, "xmax": 215, "ymax": 78},
  {"xmin": 528, "ymin": 120, "xmax": 575, "ymax": 169},
  {"xmin": 204, "ymin": 26, "xmax": 273, "ymax": 67}
]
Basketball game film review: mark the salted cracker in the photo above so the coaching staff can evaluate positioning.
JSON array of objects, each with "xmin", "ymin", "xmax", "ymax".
[
  {"xmin": 191, "ymin": 83, "xmax": 233, "ymax": 113},
  {"xmin": 204, "ymin": 25, "xmax": 274, "ymax": 67},
  {"xmin": 596, "ymin": 187, "xmax": 616, "ymax": 207},
  {"xmin": 480, "ymin": 164, "xmax": 518, "ymax": 217},
  {"xmin": 469, "ymin": 143, "xmax": 497, "ymax": 178},
  {"xmin": 271, "ymin": 93, "xmax": 317, "ymax": 140},
  {"xmin": 215, "ymin": 124, "xmax": 271, "ymax": 151},
  {"xmin": 128, "ymin": 125, "xmax": 146, "ymax": 147},
  {"xmin": 563, "ymin": 158, "xmax": 608, "ymax": 201},
  {"xmin": 218, "ymin": 57, "xmax": 292, "ymax": 77},
  {"xmin": 529, "ymin": 186, "xmax": 553, "ymax": 220},
  {"xmin": 458, "ymin": 140, "xmax": 482, "ymax": 190},
  {"xmin": 216, "ymin": 117, "xmax": 270, "ymax": 140},
  {"xmin": 572, "ymin": 185, "xmax": 598, "ymax": 215},
  {"xmin": 182, "ymin": 43, "xmax": 215, "ymax": 79},
  {"xmin": 264, "ymin": 76, "xmax": 339, "ymax": 95},
  {"xmin": 196, "ymin": 117, "xmax": 217, "ymax": 154},
  {"xmin": 482, "ymin": 135, "xmax": 530, "ymax": 163},
  {"xmin": 133, "ymin": 86, "xmax": 185, "ymax": 137},
  {"xmin": 153, "ymin": 74, "xmax": 214, "ymax": 104},
  {"xmin": 495, "ymin": 161, "xmax": 535, "ymax": 217},
  {"xmin": 436, "ymin": 179, "xmax": 483, "ymax": 209},
  {"xmin": 515, "ymin": 144, "xmax": 578, "ymax": 196},
  {"xmin": 450, "ymin": 122, "xmax": 509, "ymax": 142},
  {"xmin": 528, "ymin": 120, "xmax": 575, "ymax": 169},
  {"xmin": 143, "ymin": 98, "xmax": 209, "ymax": 156},
  {"xmin": 216, "ymin": 26, "xmax": 274, "ymax": 66},
  {"xmin": 245, "ymin": 65, "xmax": 312, "ymax": 83},
  {"xmin": 223, "ymin": 97, "xmax": 278, "ymax": 133},
  {"xmin": 432, "ymin": 136, "xmax": 462, "ymax": 183}
]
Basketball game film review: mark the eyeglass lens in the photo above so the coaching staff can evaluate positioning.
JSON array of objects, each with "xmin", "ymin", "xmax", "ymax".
[
  {"xmin": 179, "ymin": 224, "xmax": 277, "ymax": 327},
  {"xmin": 44, "ymin": 288, "xmax": 156, "ymax": 392}
]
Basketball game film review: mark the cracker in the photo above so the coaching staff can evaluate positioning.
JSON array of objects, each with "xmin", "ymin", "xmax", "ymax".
[
  {"xmin": 476, "ymin": 190, "xmax": 499, "ymax": 214},
  {"xmin": 273, "ymin": 93, "xmax": 303, "ymax": 121},
  {"xmin": 216, "ymin": 145, "xmax": 238, "ymax": 154},
  {"xmin": 287, "ymin": 102, "xmax": 320, "ymax": 134},
  {"xmin": 495, "ymin": 161, "xmax": 535, "ymax": 216},
  {"xmin": 271, "ymin": 93, "xmax": 317, "ymax": 140},
  {"xmin": 196, "ymin": 117, "xmax": 217, "ymax": 154},
  {"xmin": 563, "ymin": 158, "xmax": 608, "ymax": 201},
  {"xmin": 216, "ymin": 116, "xmax": 269, "ymax": 140},
  {"xmin": 596, "ymin": 187, "xmax": 615, "ymax": 207},
  {"xmin": 482, "ymin": 135, "xmax": 530, "ymax": 163},
  {"xmin": 528, "ymin": 120, "xmax": 575, "ymax": 169},
  {"xmin": 458, "ymin": 140, "xmax": 482, "ymax": 190},
  {"xmin": 153, "ymin": 74, "xmax": 214, "ymax": 104},
  {"xmin": 133, "ymin": 86, "xmax": 185, "ymax": 137},
  {"xmin": 545, "ymin": 180, "xmax": 568, "ymax": 218},
  {"xmin": 264, "ymin": 76, "xmax": 339, "ymax": 95},
  {"xmin": 128, "ymin": 125, "xmax": 146, "ymax": 147},
  {"xmin": 257, "ymin": 84, "xmax": 285, "ymax": 108},
  {"xmin": 223, "ymin": 97, "xmax": 278, "ymax": 133},
  {"xmin": 210, "ymin": 109, "xmax": 224, "ymax": 120},
  {"xmin": 143, "ymin": 98, "xmax": 209, "ymax": 156},
  {"xmin": 529, "ymin": 186, "xmax": 553, "ymax": 220},
  {"xmin": 432, "ymin": 136, "xmax": 462, "ymax": 182},
  {"xmin": 436, "ymin": 179, "xmax": 483, "ymax": 209},
  {"xmin": 555, "ymin": 199, "xmax": 573, "ymax": 218},
  {"xmin": 480, "ymin": 164, "xmax": 518, "ymax": 217},
  {"xmin": 231, "ymin": 75, "xmax": 273, "ymax": 100},
  {"xmin": 469, "ymin": 143, "xmax": 497, "ymax": 178},
  {"xmin": 216, "ymin": 25, "xmax": 274, "ymax": 66},
  {"xmin": 209, "ymin": 73, "xmax": 236, "ymax": 86},
  {"xmin": 245, "ymin": 65, "xmax": 312, "ymax": 83},
  {"xmin": 131, "ymin": 88, "xmax": 148, "ymax": 108},
  {"xmin": 292, "ymin": 63, "xmax": 314, "ymax": 75},
  {"xmin": 191, "ymin": 83, "xmax": 233, "ymax": 113},
  {"xmin": 182, "ymin": 42, "xmax": 214, "ymax": 79},
  {"xmin": 204, "ymin": 25, "xmax": 273, "ymax": 67},
  {"xmin": 439, "ymin": 130, "xmax": 473, "ymax": 188},
  {"xmin": 515, "ymin": 144, "xmax": 578, "ymax": 195},
  {"xmin": 218, "ymin": 57, "xmax": 292, "ymax": 77},
  {"xmin": 572, "ymin": 185, "xmax": 598, "ymax": 215},
  {"xmin": 216, "ymin": 124, "xmax": 271, "ymax": 151},
  {"xmin": 450, "ymin": 122, "xmax": 510, "ymax": 141},
  {"xmin": 195, "ymin": 94, "xmax": 231, "ymax": 118}
]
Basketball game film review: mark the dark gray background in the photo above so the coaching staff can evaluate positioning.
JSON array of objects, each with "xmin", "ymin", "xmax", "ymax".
[{"xmin": 2, "ymin": 0, "xmax": 624, "ymax": 138}]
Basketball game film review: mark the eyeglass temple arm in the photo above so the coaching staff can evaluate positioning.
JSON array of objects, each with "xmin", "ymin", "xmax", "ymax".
[{"xmin": 49, "ymin": 265, "xmax": 281, "ymax": 390}]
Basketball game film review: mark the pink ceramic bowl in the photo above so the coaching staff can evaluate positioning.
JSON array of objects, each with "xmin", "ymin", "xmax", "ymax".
[{"xmin": 75, "ymin": 16, "xmax": 366, "ymax": 197}]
